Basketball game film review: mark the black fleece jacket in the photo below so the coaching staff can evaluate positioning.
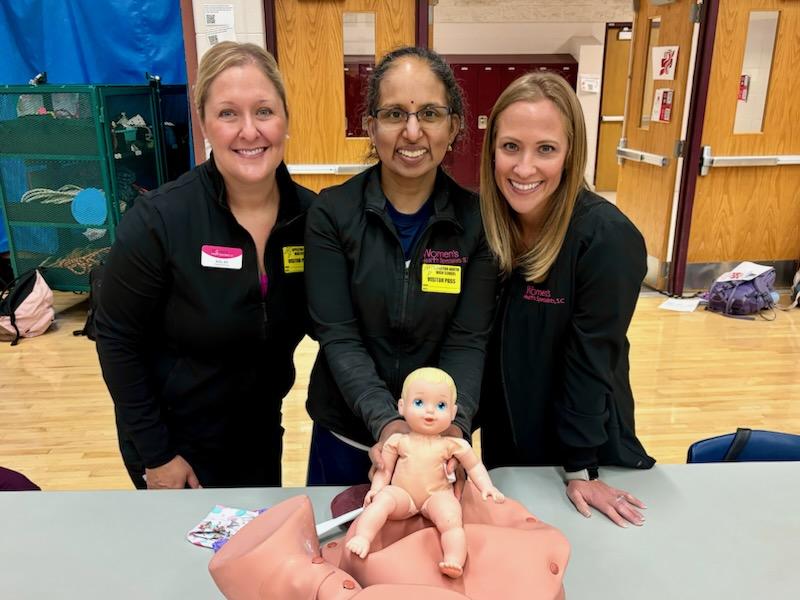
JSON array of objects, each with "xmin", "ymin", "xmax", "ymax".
[
  {"xmin": 304, "ymin": 165, "xmax": 496, "ymax": 446},
  {"xmin": 96, "ymin": 157, "xmax": 315, "ymax": 470},
  {"xmin": 479, "ymin": 189, "xmax": 655, "ymax": 473}
]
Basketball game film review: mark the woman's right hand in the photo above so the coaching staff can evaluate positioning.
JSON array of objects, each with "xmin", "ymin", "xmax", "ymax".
[
  {"xmin": 145, "ymin": 455, "xmax": 202, "ymax": 489},
  {"xmin": 368, "ymin": 420, "xmax": 411, "ymax": 480}
]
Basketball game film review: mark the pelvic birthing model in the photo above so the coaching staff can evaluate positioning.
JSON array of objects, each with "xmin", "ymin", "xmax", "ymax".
[{"xmin": 345, "ymin": 367, "xmax": 505, "ymax": 578}]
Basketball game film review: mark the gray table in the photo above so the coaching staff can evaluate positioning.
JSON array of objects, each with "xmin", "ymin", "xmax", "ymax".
[{"xmin": 2, "ymin": 464, "xmax": 798, "ymax": 599}]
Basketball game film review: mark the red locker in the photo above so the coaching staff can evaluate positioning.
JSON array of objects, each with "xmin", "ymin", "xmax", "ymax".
[
  {"xmin": 443, "ymin": 64, "xmax": 479, "ymax": 191},
  {"xmin": 443, "ymin": 54, "xmax": 578, "ymax": 191},
  {"xmin": 344, "ymin": 56, "xmax": 374, "ymax": 138}
]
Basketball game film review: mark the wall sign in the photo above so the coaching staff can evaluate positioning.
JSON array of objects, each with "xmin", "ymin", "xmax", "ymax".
[
  {"xmin": 738, "ymin": 74, "xmax": 750, "ymax": 101},
  {"xmin": 651, "ymin": 88, "xmax": 674, "ymax": 123},
  {"xmin": 205, "ymin": 4, "xmax": 236, "ymax": 46},
  {"xmin": 652, "ymin": 45, "xmax": 679, "ymax": 80}
]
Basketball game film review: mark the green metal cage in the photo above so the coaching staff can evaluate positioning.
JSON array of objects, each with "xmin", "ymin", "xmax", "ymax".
[{"xmin": 0, "ymin": 83, "xmax": 186, "ymax": 292}]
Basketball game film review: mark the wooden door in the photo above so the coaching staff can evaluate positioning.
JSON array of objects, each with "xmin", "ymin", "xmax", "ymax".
[
  {"xmin": 684, "ymin": 0, "xmax": 800, "ymax": 286},
  {"xmin": 616, "ymin": 0, "xmax": 697, "ymax": 290},
  {"xmin": 595, "ymin": 23, "xmax": 632, "ymax": 192},
  {"xmin": 275, "ymin": 0, "xmax": 415, "ymax": 192}
]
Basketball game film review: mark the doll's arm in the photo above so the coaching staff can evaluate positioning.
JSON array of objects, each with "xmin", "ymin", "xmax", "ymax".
[
  {"xmin": 452, "ymin": 439, "xmax": 505, "ymax": 503},
  {"xmin": 364, "ymin": 433, "xmax": 401, "ymax": 505}
]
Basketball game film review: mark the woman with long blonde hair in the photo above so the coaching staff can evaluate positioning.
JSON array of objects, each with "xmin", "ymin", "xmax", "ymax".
[{"xmin": 478, "ymin": 72, "xmax": 654, "ymax": 527}]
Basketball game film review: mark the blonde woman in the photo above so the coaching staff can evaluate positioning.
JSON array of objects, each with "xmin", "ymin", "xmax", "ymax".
[
  {"xmin": 97, "ymin": 42, "xmax": 316, "ymax": 489},
  {"xmin": 478, "ymin": 73, "xmax": 654, "ymax": 527}
]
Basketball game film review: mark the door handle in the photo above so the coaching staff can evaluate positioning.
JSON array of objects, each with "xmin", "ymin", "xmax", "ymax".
[
  {"xmin": 615, "ymin": 145, "xmax": 669, "ymax": 167},
  {"xmin": 700, "ymin": 145, "xmax": 800, "ymax": 176},
  {"xmin": 601, "ymin": 115, "xmax": 624, "ymax": 123}
]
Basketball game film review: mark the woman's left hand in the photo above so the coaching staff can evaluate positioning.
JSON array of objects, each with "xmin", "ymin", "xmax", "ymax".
[
  {"xmin": 565, "ymin": 479, "xmax": 646, "ymax": 527},
  {"xmin": 442, "ymin": 425, "xmax": 467, "ymax": 499}
]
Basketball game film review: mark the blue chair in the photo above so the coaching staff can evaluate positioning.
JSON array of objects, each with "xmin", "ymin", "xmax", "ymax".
[{"xmin": 687, "ymin": 428, "xmax": 800, "ymax": 463}]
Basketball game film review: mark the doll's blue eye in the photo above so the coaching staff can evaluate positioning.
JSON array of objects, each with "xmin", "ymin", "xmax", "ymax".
[
  {"xmin": 413, "ymin": 399, "xmax": 424, "ymax": 407},
  {"xmin": 437, "ymin": 402, "xmax": 447, "ymax": 411}
]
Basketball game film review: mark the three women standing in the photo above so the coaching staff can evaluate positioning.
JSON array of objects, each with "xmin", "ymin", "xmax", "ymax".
[{"xmin": 98, "ymin": 39, "xmax": 652, "ymax": 510}]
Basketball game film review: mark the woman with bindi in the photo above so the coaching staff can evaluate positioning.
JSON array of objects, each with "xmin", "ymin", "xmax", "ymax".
[{"xmin": 304, "ymin": 47, "xmax": 496, "ymax": 487}]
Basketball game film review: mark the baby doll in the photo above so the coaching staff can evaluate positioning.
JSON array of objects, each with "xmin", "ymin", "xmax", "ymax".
[{"xmin": 345, "ymin": 367, "xmax": 505, "ymax": 578}]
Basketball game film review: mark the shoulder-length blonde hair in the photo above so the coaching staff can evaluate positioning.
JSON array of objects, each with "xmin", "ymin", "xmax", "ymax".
[{"xmin": 479, "ymin": 73, "xmax": 588, "ymax": 283}]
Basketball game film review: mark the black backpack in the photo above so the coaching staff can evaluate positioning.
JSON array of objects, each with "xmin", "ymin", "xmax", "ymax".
[{"xmin": 73, "ymin": 262, "xmax": 105, "ymax": 341}]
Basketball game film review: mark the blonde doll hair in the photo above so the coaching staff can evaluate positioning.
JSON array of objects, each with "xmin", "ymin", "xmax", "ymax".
[{"xmin": 402, "ymin": 367, "xmax": 457, "ymax": 405}]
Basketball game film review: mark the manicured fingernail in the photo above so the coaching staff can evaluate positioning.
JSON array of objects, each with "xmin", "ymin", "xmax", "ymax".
[{"xmin": 583, "ymin": 512, "xmax": 591, "ymax": 518}]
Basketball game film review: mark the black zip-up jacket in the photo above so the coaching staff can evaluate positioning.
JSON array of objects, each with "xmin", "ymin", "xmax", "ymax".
[
  {"xmin": 96, "ymin": 157, "xmax": 315, "ymax": 473},
  {"xmin": 305, "ymin": 165, "xmax": 497, "ymax": 446},
  {"xmin": 479, "ymin": 190, "xmax": 655, "ymax": 473}
]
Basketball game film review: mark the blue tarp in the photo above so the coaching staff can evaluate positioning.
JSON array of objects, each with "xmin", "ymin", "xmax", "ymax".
[
  {"xmin": 0, "ymin": 0, "xmax": 187, "ymax": 85},
  {"xmin": 0, "ymin": 0, "xmax": 187, "ymax": 252}
]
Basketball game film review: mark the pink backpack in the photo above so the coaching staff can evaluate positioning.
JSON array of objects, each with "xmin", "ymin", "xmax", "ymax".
[{"xmin": 0, "ymin": 269, "xmax": 55, "ymax": 345}]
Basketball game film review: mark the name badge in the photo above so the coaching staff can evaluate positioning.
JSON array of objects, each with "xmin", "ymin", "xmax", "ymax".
[
  {"xmin": 421, "ymin": 264, "xmax": 461, "ymax": 294},
  {"xmin": 283, "ymin": 246, "xmax": 304, "ymax": 273},
  {"xmin": 201, "ymin": 245, "xmax": 243, "ymax": 270}
]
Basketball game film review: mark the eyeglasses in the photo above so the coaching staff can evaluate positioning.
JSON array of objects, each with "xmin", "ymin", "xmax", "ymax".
[{"xmin": 373, "ymin": 105, "xmax": 452, "ymax": 128}]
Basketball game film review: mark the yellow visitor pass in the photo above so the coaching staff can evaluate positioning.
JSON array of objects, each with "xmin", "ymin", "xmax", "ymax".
[
  {"xmin": 282, "ymin": 246, "xmax": 304, "ymax": 273},
  {"xmin": 421, "ymin": 264, "xmax": 461, "ymax": 294}
]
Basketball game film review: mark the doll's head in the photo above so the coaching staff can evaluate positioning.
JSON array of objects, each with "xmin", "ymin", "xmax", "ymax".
[{"xmin": 398, "ymin": 368, "xmax": 457, "ymax": 435}]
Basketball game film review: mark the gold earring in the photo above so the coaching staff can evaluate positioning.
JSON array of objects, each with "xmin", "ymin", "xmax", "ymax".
[{"xmin": 447, "ymin": 144, "xmax": 453, "ymax": 151}]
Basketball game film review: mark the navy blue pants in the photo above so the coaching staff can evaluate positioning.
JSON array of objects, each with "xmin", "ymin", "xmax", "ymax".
[{"xmin": 306, "ymin": 424, "xmax": 372, "ymax": 486}]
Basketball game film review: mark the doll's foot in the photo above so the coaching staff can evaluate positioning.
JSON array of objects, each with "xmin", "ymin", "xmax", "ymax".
[
  {"xmin": 438, "ymin": 560, "xmax": 464, "ymax": 578},
  {"xmin": 346, "ymin": 536, "xmax": 371, "ymax": 559}
]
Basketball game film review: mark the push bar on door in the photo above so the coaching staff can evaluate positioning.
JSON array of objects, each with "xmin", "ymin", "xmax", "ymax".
[
  {"xmin": 615, "ymin": 146, "xmax": 669, "ymax": 167},
  {"xmin": 699, "ymin": 146, "xmax": 800, "ymax": 176}
]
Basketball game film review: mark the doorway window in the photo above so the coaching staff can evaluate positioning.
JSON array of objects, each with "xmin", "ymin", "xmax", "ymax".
[
  {"xmin": 734, "ymin": 11, "xmax": 779, "ymax": 134},
  {"xmin": 343, "ymin": 12, "xmax": 375, "ymax": 138},
  {"xmin": 639, "ymin": 18, "xmax": 661, "ymax": 130}
]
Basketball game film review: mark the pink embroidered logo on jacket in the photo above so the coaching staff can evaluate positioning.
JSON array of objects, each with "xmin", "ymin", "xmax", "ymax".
[
  {"xmin": 523, "ymin": 286, "xmax": 565, "ymax": 305},
  {"xmin": 422, "ymin": 249, "xmax": 468, "ymax": 265}
]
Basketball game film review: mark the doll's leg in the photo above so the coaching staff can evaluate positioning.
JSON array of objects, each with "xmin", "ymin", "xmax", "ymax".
[
  {"xmin": 422, "ymin": 491, "xmax": 466, "ymax": 578},
  {"xmin": 346, "ymin": 485, "xmax": 416, "ymax": 559}
]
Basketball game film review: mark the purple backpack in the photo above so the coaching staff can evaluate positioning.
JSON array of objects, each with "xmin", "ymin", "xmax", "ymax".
[{"xmin": 706, "ymin": 266, "xmax": 776, "ymax": 318}]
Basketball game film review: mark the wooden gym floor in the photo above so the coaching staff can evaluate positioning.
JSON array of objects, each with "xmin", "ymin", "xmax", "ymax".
[{"xmin": 1, "ymin": 290, "xmax": 798, "ymax": 491}]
